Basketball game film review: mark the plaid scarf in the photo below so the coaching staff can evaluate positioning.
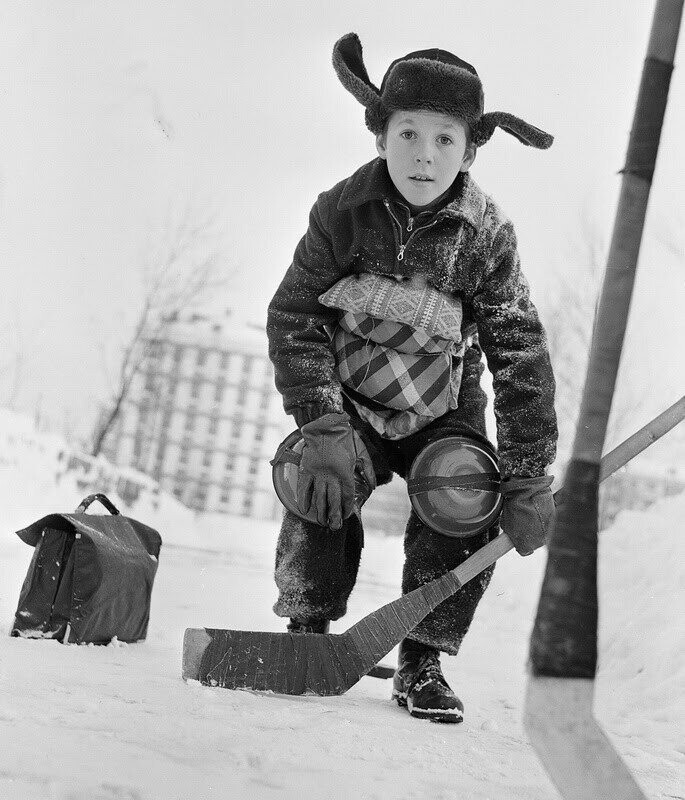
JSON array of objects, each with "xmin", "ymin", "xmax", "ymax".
[{"xmin": 319, "ymin": 275, "xmax": 469, "ymax": 439}]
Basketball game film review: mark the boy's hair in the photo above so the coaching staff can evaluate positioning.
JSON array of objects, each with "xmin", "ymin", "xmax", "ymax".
[{"xmin": 333, "ymin": 33, "xmax": 553, "ymax": 150}]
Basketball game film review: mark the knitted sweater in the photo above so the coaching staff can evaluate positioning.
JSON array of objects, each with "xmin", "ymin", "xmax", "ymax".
[{"xmin": 266, "ymin": 158, "xmax": 557, "ymax": 478}]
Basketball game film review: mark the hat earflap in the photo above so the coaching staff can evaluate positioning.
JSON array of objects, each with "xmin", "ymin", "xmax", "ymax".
[
  {"xmin": 332, "ymin": 33, "xmax": 385, "ymax": 132},
  {"xmin": 473, "ymin": 111, "xmax": 553, "ymax": 149}
]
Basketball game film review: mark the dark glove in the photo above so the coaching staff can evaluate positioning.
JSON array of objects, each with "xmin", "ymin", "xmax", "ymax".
[
  {"xmin": 297, "ymin": 412, "xmax": 376, "ymax": 530},
  {"xmin": 500, "ymin": 475, "xmax": 555, "ymax": 556}
]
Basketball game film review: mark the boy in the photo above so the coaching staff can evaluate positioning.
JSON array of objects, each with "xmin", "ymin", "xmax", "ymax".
[{"xmin": 266, "ymin": 33, "xmax": 557, "ymax": 723}]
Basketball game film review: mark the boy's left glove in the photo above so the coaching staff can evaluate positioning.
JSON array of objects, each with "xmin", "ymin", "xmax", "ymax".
[{"xmin": 500, "ymin": 475, "xmax": 555, "ymax": 556}]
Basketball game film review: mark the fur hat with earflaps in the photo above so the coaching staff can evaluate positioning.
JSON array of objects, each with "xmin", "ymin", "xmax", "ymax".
[{"xmin": 332, "ymin": 32, "xmax": 553, "ymax": 149}]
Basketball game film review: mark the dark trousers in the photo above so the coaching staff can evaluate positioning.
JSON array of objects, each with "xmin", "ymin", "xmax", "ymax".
[{"xmin": 274, "ymin": 353, "xmax": 498, "ymax": 655}]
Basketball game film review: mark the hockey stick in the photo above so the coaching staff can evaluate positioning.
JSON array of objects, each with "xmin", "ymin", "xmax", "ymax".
[
  {"xmin": 183, "ymin": 396, "xmax": 684, "ymax": 695},
  {"xmin": 524, "ymin": 1, "xmax": 683, "ymax": 797}
]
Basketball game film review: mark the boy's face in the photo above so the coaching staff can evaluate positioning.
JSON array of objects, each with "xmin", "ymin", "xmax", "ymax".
[{"xmin": 376, "ymin": 110, "xmax": 476, "ymax": 209}]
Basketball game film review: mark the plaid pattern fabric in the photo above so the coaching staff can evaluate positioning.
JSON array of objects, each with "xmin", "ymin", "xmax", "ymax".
[
  {"xmin": 338, "ymin": 312, "xmax": 453, "ymax": 355},
  {"xmin": 319, "ymin": 275, "xmax": 468, "ymax": 439},
  {"xmin": 332, "ymin": 311, "xmax": 463, "ymax": 418}
]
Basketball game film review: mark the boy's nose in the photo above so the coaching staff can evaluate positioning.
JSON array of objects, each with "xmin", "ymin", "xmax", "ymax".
[{"xmin": 415, "ymin": 146, "xmax": 433, "ymax": 164}]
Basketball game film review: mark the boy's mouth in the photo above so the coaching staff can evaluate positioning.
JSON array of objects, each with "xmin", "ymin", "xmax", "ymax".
[{"xmin": 409, "ymin": 174, "xmax": 434, "ymax": 182}]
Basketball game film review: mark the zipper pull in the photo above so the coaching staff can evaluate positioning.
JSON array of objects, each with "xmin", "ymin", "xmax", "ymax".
[
  {"xmin": 407, "ymin": 217, "xmax": 414, "ymax": 232},
  {"xmin": 397, "ymin": 245, "xmax": 405, "ymax": 261}
]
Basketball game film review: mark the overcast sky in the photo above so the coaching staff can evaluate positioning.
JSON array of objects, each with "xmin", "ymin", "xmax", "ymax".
[{"xmin": 1, "ymin": 1, "xmax": 683, "ymax": 442}]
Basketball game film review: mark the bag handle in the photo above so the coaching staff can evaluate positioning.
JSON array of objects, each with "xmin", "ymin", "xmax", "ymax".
[{"xmin": 75, "ymin": 493, "xmax": 121, "ymax": 515}]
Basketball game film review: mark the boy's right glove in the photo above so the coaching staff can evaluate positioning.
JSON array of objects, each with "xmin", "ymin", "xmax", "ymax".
[
  {"xmin": 499, "ymin": 475, "xmax": 555, "ymax": 556},
  {"xmin": 297, "ymin": 412, "xmax": 375, "ymax": 530}
]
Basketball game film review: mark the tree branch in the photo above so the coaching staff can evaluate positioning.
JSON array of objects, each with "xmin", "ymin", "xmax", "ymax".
[{"xmin": 91, "ymin": 205, "xmax": 229, "ymax": 456}]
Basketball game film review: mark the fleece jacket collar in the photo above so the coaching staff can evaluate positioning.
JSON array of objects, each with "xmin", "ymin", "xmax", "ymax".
[{"xmin": 336, "ymin": 157, "xmax": 486, "ymax": 232}]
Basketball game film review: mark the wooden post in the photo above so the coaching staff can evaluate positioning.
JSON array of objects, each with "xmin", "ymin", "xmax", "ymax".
[{"xmin": 525, "ymin": 2, "xmax": 683, "ymax": 798}]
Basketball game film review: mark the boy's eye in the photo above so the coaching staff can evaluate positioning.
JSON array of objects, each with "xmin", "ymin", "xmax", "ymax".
[
  {"xmin": 438, "ymin": 136, "xmax": 453, "ymax": 145},
  {"xmin": 400, "ymin": 131, "xmax": 416, "ymax": 140}
]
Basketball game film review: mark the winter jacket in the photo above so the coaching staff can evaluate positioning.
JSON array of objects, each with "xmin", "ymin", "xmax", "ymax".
[{"xmin": 267, "ymin": 157, "xmax": 557, "ymax": 478}]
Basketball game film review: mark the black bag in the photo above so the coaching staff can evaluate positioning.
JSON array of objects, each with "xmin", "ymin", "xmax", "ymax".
[{"xmin": 11, "ymin": 493, "xmax": 162, "ymax": 644}]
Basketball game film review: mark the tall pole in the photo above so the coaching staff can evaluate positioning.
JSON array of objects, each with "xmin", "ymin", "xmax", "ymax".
[{"xmin": 524, "ymin": 1, "xmax": 684, "ymax": 798}]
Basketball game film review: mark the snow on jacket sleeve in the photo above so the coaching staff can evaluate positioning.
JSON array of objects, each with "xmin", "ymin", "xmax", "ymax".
[
  {"xmin": 472, "ymin": 220, "xmax": 558, "ymax": 478},
  {"xmin": 266, "ymin": 197, "xmax": 347, "ymax": 428}
]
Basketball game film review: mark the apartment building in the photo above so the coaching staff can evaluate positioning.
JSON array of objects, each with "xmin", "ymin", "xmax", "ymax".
[
  {"xmin": 103, "ymin": 311, "xmax": 291, "ymax": 519},
  {"xmin": 103, "ymin": 310, "xmax": 413, "ymax": 530}
]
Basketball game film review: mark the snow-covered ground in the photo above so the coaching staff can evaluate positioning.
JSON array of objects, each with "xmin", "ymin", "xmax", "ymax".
[{"xmin": 0, "ymin": 410, "xmax": 683, "ymax": 800}]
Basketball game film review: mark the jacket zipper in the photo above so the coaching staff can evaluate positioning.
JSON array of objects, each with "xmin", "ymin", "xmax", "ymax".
[
  {"xmin": 383, "ymin": 199, "xmax": 439, "ymax": 261},
  {"xmin": 384, "ymin": 199, "xmax": 403, "ymax": 259}
]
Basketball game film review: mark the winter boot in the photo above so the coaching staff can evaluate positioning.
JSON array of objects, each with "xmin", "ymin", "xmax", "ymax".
[
  {"xmin": 287, "ymin": 617, "xmax": 330, "ymax": 634},
  {"xmin": 392, "ymin": 638, "xmax": 464, "ymax": 723}
]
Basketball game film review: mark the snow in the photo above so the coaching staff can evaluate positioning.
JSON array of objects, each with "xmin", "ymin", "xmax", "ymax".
[{"xmin": 0, "ymin": 409, "xmax": 683, "ymax": 800}]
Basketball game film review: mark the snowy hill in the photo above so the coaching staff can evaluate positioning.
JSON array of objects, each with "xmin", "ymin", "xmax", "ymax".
[{"xmin": 0, "ymin": 408, "xmax": 683, "ymax": 799}]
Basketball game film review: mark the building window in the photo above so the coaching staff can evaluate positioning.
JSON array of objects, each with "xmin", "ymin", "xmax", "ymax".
[
  {"xmin": 148, "ymin": 341, "xmax": 163, "ymax": 360},
  {"xmin": 178, "ymin": 438, "xmax": 190, "ymax": 465},
  {"xmin": 254, "ymin": 426, "xmax": 264, "ymax": 443},
  {"xmin": 208, "ymin": 415, "xmax": 219, "ymax": 435},
  {"xmin": 214, "ymin": 381, "xmax": 224, "ymax": 403},
  {"xmin": 248, "ymin": 460, "xmax": 259, "ymax": 476},
  {"xmin": 135, "ymin": 410, "xmax": 149, "ymax": 440},
  {"xmin": 196, "ymin": 349, "xmax": 207, "ymax": 367},
  {"xmin": 220, "ymin": 352, "xmax": 229, "ymax": 371},
  {"xmin": 202, "ymin": 450, "xmax": 213, "ymax": 467},
  {"xmin": 194, "ymin": 491, "xmax": 207, "ymax": 509},
  {"xmin": 133, "ymin": 434, "xmax": 143, "ymax": 461},
  {"xmin": 173, "ymin": 346, "xmax": 184, "ymax": 364},
  {"xmin": 185, "ymin": 412, "xmax": 196, "ymax": 432},
  {"xmin": 190, "ymin": 377, "xmax": 201, "ymax": 400},
  {"xmin": 220, "ymin": 491, "xmax": 230, "ymax": 504},
  {"xmin": 242, "ymin": 356, "xmax": 254, "ymax": 378},
  {"xmin": 194, "ymin": 478, "xmax": 209, "ymax": 510}
]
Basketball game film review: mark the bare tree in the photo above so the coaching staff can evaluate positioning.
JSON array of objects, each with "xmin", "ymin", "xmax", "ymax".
[
  {"xmin": 543, "ymin": 208, "xmax": 604, "ymax": 456},
  {"xmin": 652, "ymin": 209, "xmax": 685, "ymax": 262},
  {"xmin": 542, "ymin": 206, "xmax": 645, "ymax": 460},
  {"xmin": 0, "ymin": 310, "xmax": 27, "ymax": 410},
  {"xmin": 90, "ymin": 205, "xmax": 227, "ymax": 457},
  {"xmin": 0, "ymin": 348, "xmax": 22, "ymax": 410}
]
